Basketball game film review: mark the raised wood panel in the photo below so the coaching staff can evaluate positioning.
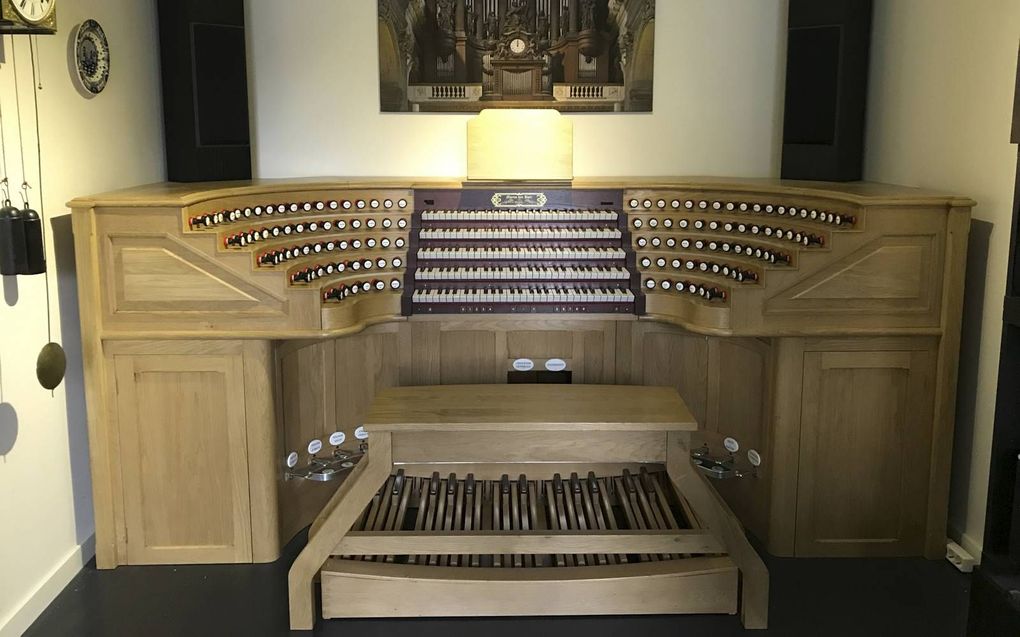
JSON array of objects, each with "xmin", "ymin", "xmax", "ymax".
[
  {"xmin": 399, "ymin": 321, "xmax": 441, "ymax": 386},
  {"xmin": 120, "ymin": 246, "xmax": 258, "ymax": 302},
  {"xmin": 506, "ymin": 330, "xmax": 574, "ymax": 359},
  {"xmin": 114, "ymin": 353, "xmax": 252, "ymax": 564},
  {"xmin": 334, "ymin": 330, "xmax": 401, "ymax": 432},
  {"xmin": 707, "ymin": 339, "xmax": 772, "ymax": 544},
  {"xmin": 794, "ymin": 245, "xmax": 925, "ymax": 300},
  {"xmin": 108, "ymin": 235, "xmax": 288, "ymax": 315},
  {"xmin": 795, "ymin": 347, "xmax": 935, "ymax": 556},
  {"xmin": 280, "ymin": 342, "xmax": 333, "ymax": 456},
  {"xmin": 439, "ymin": 330, "xmax": 503, "ymax": 384},
  {"xmin": 626, "ymin": 323, "xmax": 710, "ymax": 425},
  {"xmin": 391, "ymin": 430, "xmax": 667, "ymax": 464},
  {"xmin": 765, "ymin": 235, "xmax": 938, "ymax": 315},
  {"xmin": 321, "ymin": 559, "xmax": 738, "ymax": 618},
  {"xmin": 583, "ymin": 329, "xmax": 612, "ymax": 383}
]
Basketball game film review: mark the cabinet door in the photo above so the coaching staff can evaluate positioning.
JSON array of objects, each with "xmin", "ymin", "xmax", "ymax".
[
  {"xmin": 114, "ymin": 352, "xmax": 252, "ymax": 564},
  {"xmin": 795, "ymin": 349, "xmax": 934, "ymax": 556}
]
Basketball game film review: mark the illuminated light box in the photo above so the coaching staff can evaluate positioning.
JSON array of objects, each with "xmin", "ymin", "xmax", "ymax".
[{"xmin": 467, "ymin": 109, "xmax": 573, "ymax": 182}]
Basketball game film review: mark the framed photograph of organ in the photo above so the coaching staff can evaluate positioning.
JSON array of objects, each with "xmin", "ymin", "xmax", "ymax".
[{"xmin": 378, "ymin": 0, "xmax": 656, "ymax": 113}]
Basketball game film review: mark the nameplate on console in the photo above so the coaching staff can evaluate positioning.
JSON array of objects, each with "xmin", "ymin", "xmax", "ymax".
[{"xmin": 491, "ymin": 192, "xmax": 548, "ymax": 208}]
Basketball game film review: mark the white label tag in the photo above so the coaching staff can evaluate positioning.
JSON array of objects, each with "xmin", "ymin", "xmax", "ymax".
[
  {"xmin": 748, "ymin": 449, "xmax": 762, "ymax": 467},
  {"xmin": 354, "ymin": 426, "xmax": 369, "ymax": 440},
  {"xmin": 329, "ymin": 431, "xmax": 346, "ymax": 446},
  {"xmin": 545, "ymin": 358, "xmax": 567, "ymax": 372},
  {"xmin": 307, "ymin": 439, "xmax": 323, "ymax": 455},
  {"xmin": 513, "ymin": 358, "xmax": 535, "ymax": 371},
  {"xmin": 723, "ymin": 437, "xmax": 740, "ymax": 453},
  {"xmin": 286, "ymin": 452, "xmax": 299, "ymax": 469}
]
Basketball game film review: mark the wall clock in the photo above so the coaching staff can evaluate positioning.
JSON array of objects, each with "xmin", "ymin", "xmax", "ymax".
[
  {"xmin": 0, "ymin": 0, "xmax": 57, "ymax": 33},
  {"xmin": 74, "ymin": 19, "xmax": 109, "ymax": 95}
]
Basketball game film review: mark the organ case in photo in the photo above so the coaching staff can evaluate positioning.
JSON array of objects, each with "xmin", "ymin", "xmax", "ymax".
[{"xmin": 378, "ymin": 0, "xmax": 655, "ymax": 112}]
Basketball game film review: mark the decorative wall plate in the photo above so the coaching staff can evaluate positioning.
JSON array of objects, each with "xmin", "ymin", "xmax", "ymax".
[{"xmin": 74, "ymin": 19, "xmax": 110, "ymax": 94}]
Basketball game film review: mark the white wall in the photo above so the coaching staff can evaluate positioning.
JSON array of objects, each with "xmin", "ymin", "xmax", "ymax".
[
  {"xmin": 247, "ymin": 0, "xmax": 789, "ymax": 179},
  {"xmin": 865, "ymin": 0, "xmax": 1020, "ymax": 558},
  {"xmin": 0, "ymin": 0, "xmax": 165, "ymax": 634}
]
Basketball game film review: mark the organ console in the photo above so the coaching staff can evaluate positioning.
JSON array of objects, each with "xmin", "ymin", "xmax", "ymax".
[{"xmin": 70, "ymin": 175, "xmax": 972, "ymax": 632}]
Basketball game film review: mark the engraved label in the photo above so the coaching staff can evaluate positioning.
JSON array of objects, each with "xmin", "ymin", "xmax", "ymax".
[
  {"xmin": 545, "ymin": 358, "xmax": 567, "ymax": 372},
  {"xmin": 491, "ymin": 192, "xmax": 549, "ymax": 208},
  {"xmin": 513, "ymin": 358, "xmax": 535, "ymax": 371}
]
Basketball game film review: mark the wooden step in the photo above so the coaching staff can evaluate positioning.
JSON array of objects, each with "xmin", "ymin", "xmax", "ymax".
[{"xmin": 320, "ymin": 557, "xmax": 739, "ymax": 618}]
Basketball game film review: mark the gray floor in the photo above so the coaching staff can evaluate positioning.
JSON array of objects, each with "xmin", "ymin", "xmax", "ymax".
[{"xmin": 25, "ymin": 532, "xmax": 970, "ymax": 637}]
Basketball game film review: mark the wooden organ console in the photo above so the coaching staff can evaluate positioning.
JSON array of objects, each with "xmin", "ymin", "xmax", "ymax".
[{"xmin": 70, "ymin": 176, "xmax": 972, "ymax": 632}]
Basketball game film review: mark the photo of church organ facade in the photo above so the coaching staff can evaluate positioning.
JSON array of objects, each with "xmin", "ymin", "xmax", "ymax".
[{"xmin": 378, "ymin": 0, "xmax": 655, "ymax": 111}]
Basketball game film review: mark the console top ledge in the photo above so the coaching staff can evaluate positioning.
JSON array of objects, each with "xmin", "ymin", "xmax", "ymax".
[{"xmin": 67, "ymin": 176, "xmax": 976, "ymax": 210}]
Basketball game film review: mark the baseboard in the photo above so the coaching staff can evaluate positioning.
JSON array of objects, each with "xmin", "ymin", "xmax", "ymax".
[
  {"xmin": 948, "ymin": 523, "xmax": 983, "ymax": 566},
  {"xmin": 0, "ymin": 535, "xmax": 96, "ymax": 637}
]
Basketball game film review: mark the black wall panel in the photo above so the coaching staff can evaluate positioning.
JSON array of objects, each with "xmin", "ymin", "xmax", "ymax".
[
  {"xmin": 157, "ymin": 0, "xmax": 251, "ymax": 182},
  {"xmin": 782, "ymin": 0, "xmax": 873, "ymax": 182}
]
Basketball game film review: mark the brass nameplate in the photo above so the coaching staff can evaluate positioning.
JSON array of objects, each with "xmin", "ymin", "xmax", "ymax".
[{"xmin": 491, "ymin": 193, "xmax": 548, "ymax": 208}]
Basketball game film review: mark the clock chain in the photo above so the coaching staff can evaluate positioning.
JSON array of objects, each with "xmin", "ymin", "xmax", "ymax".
[
  {"xmin": 10, "ymin": 35, "xmax": 29, "ymax": 197},
  {"xmin": 0, "ymin": 36, "xmax": 8, "ymax": 200},
  {"xmin": 29, "ymin": 32, "xmax": 54, "ymax": 345},
  {"xmin": 31, "ymin": 35, "xmax": 42, "ymax": 90}
]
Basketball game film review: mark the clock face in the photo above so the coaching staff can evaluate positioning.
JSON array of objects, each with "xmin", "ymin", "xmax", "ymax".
[
  {"xmin": 11, "ymin": 0, "xmax": 55, "ymax": 24},
  {"xmin": 75, "ymin": 20, "xmax": 110, "ymax": 95},
  {"xmin": 510, "ymin": 38, "xmax": 526, "ymax": 54}
]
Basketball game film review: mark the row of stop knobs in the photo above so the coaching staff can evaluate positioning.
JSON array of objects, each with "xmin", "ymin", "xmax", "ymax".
[
  {"xmin": 644, "ymin": 277, "xmax": 727, "ymax": 302},
  {"xmin": 322, "ymin": 278, "xmax": 403, "ymax": 302}
]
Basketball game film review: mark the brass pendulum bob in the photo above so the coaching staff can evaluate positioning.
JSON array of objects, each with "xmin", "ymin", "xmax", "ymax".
[{"xmin": 37, "ymin": 342, "xmax": 66, "ymax": 390}]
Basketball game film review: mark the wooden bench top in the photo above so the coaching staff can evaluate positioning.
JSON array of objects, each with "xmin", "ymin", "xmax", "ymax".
[{"xmin": 363, "ymin": 385, "xmax": 697, "ymax": 433}]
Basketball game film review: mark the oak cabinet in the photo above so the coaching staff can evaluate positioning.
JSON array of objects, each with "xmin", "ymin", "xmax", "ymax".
[
  {"xmin": 104, "ymin": 340, "xmax": 279, "ymax": 566},
  {"xmin": 113, "ymin": 348, "xmax": 253, "ymax": 564},
  {"xmin": 793, "ymin": 345, "xmax": 935, "ymax": 556}
]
